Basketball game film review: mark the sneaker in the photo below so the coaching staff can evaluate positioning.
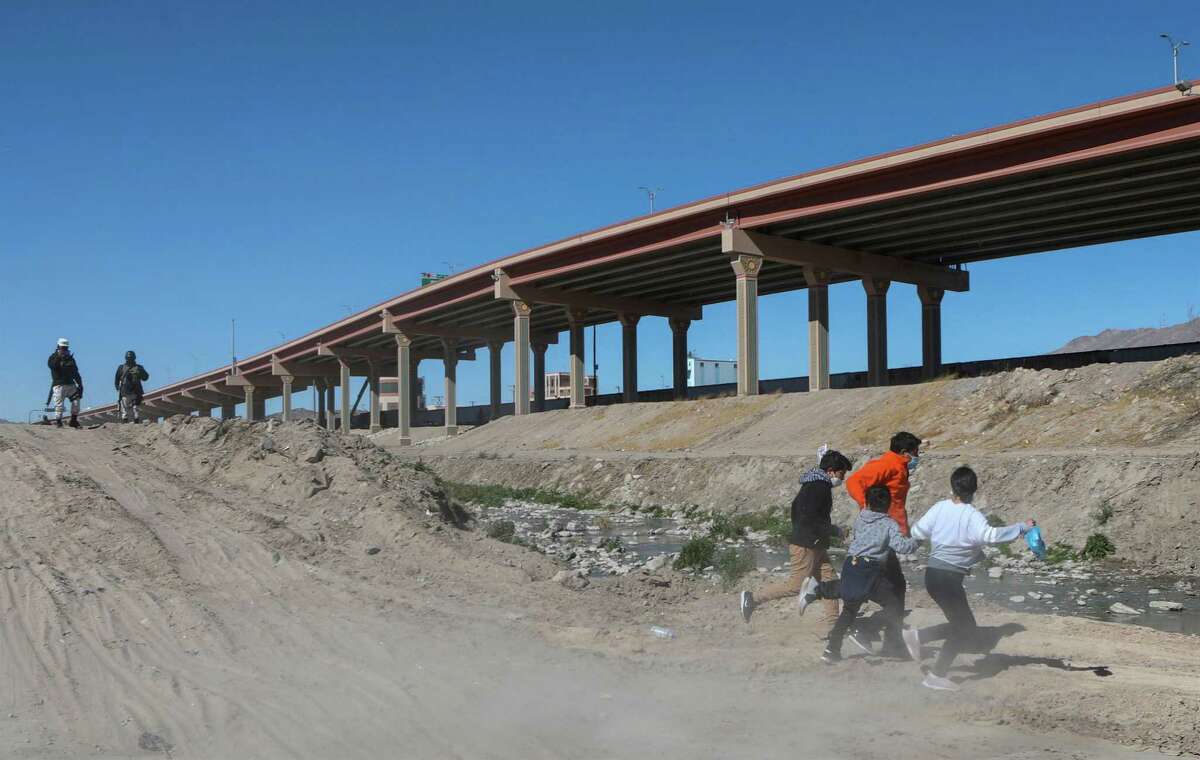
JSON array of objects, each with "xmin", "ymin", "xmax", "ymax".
[
  {"xmin": 54, "ymin": 419, "xmax": 63, "ymax": 428},
  {"xmin": 68, "ymin": 416, "xmax": 80, "ymax": 429},
  {"xmin": 796, "ymin": 577, "xmax": 819, "ymax": 615},
  {"xmin": 921, "ymin": 673, "xmax": 960, "ymax": 692},
  {"xmin": 902, "ymin": 628, "xmax": 922, "ymax": 661},
  {"xmin": 821, "ymin": 647, "xmax": 842, "ymax": 665},
  {"xmin": 739, "ymin": 590, "xmax": 755, "ymax": 623},
  {"xmin": 847, "ymin": 631, "xmax": 874, "ymax": 656}
]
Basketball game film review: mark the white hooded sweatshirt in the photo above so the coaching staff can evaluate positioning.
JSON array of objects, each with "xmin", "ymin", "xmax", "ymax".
[{"xmin": 910, "ymin": 498, "xmax": 1024, "ymax": 574}]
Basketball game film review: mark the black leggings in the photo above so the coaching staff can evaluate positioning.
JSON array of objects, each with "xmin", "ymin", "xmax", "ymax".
[
  {"xmin": 818, "ymin": 560, "xmax": 904, "ymax": 655},
  {"xmin": 919, "ymin": 567, "xmax": 978, "ymax": 677}
]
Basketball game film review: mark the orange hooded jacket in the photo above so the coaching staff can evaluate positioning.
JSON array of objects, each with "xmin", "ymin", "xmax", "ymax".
[{"xmin": 845, "ymin": 450, "xmax": 913, "ymax": 535}]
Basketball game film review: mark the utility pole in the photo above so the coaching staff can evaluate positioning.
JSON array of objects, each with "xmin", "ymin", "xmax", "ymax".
[
  {"xmin": 638, "ymin": 186, "xmax": 663, "ymax": 214},
  {"xmin": 231, "ymin": 319, "xmax": 237, "ymax": 374},
  {"xmin": 592, "ymin": 325, "xmax": 598, "ymax": 406}
]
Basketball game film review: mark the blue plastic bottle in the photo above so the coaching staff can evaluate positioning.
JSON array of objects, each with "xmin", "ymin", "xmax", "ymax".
[{"xmin": 1025, "ymin": 526, "xmax": 1047, "ymax": 560}]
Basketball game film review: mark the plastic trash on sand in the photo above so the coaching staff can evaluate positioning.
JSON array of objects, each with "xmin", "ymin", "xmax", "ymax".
[
  {"xmin": 649, "ymin": 626, "xmax": 676, "ymax": 640},
  {"xmin": 1025, "ymin": 526, "xmax": 1047, "ymax": 560}
]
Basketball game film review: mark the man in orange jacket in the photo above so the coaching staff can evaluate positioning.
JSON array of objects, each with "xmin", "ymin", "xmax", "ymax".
[{"xmin": 843, "ymin": 431, "xmax": 921, "ymax": 656}]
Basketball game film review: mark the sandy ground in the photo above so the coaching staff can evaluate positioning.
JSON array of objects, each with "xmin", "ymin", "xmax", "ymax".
[{"xmin": 0, "ymin": 420, "xmax": 1196, "ymax": 758}]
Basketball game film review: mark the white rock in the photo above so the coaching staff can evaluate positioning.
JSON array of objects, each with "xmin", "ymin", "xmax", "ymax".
[
  {"xmin": 1009, "ymin": 595, "xmax": 1025, "ymax": 603},
  {"xmin": 1076, "ymin": 598, "xmax": 1087, "ymax": 606},
  {"xmin": 1149, "ymin": 600, "xmax": 1184, "ymax": 611},
  {"xmin": 1109, "ymin": 602, "xmax": 1142, "ymax": 615},
  {"xmin": 644, "ymin": 555, "xmax": 669, "ymax": 572},
  {"xmin": 1148, "ymin": 588, "xmax": 1162, "ymax": 595},
  {"xmin": 987, "ymin": 567, "xmax": 1004, "ymax": 579}
]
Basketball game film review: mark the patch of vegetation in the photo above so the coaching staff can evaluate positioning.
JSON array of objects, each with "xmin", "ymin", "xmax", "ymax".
[
  {"xmin": 486, "ymin": 520, "xmax": 517, "ymax": 542},
  {"xmin": 1094, "ymin": 502, "xmax": 1114, "ymax": 526},
  {"xmin": 996, "ymin": 542, "xmax": 1013, "ymax": 558},
  {"xmin": 1044, "ymin": 542, "xmax": 1077, "ymax": 565},
  {"xmin": 714, "ymin": 547, "xmax": 756, "ymax": 589},
  {"xmin": 673, "ymin": 536, "xmax": 717, "ymax": 571},
  {"xmin": 599, "ymin": 536, "xmax": 624, "ymax": 552},
  {"xmin": 411, "ymin": 459, "xmax": 432, "ymax": 474},
  {"xmin": 1080, "ymin": 533, "xmax": 1116, "ymax": 561},
  {"xmin": 593, "ymin": 515, "xmax": 613, "ymax": 531},
  {"xmin": 733, "ymin": 509, "xmax": 792, "ymax": 546},
  {"xmin": 443, "ymin": 481, "xmax": 605, "ymax": 511},
  {"xmin": 708, "ymin": 512, "xmax": 743, "ymax": 541},
  {"xmin": 985, "ymin": 513, "xmax": 1006, "ymax": 527}
]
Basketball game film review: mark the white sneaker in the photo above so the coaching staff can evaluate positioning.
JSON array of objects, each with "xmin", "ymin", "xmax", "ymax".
[
  {"xmin": 921, "ymin": 673, "xmax": 960, "ymax": 691},
  {"xmin": 740, "ymin": 590, "xmax": 755, "ymax": 623},
  {"xmin": 796, "ymin": 577, "xmax": 819, "ymax": 616},
  {"xmin": 902, "ymin": 628, "xmax": 921, "ymax": 661},
  {"xmin": 847, "ymin": 631, "xmax": 874, "ymax": 656}
]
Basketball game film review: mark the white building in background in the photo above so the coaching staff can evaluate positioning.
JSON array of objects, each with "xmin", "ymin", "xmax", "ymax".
[
  {"xmin": 537, "ymin": 372, "xmax": 597, "ymax": 400},
  {"xmin": 686, "ymin": 352, "xmax": 737, "ymax": 387},
  {"xmin": 380, "ymin": 377, "xmax": 426, "ymax": 411}
]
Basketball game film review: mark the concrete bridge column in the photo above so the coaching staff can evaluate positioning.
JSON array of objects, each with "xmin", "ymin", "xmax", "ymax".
[
  {"xmin": 409, "ymin": 358, "xmax": 421, "ymax": 420},
  {"xmin": 919, "ymin": 285, "xmax": 944, "ymax": 380},
  {"xmin": 532, "ymin": 340, "xmax": 548, "ymax": 412},
  {"xmin": 368, "ymin": 360, "xmax": 382, "ymax": 433},
  {"xmin": 731, "ymin": 254, "xmax": 762, "ymax": 396},
  {"xmin": 325, "ymin": 382, "xmax": 336, "ymax": 431},
  {"xmin": 512, "ymin": 301, "xmax": 531, "ymax": 415},
  {"xmin": 669, "ymin": 317, "xmax": 690, "ymax": 401},
  {"xmin": 221, "ymin": 402, "xmax": 236, "ymax": 420},
  {"xmin": 566, "ymin": 308, "xmax": 587, "ymax": 409},
  {"xmin": 487, "ymin": 340, "xmax": 502, "ymax": 421},
  {"xmin": 619, "ymin": 313, "xmax": 640, "ymax": 403},
  {"xmin": 244, "ymin": 387, "xmax": 258, "ymax": 422},
  {"xmin": 338, "ymin": 360, "xmax": 352, "ymax": 433},
  {"xmin": 805, "ymin": 267, "xmax": 832, "ymax": 391},
  {"xmin": 280, "ymin": 375, "xmax": 294, "ymax": 421},
  {"xmin": 394, "ymin": 334, "xmax": 413, "ymax": 446},
  {"xmin": 314, "ymin": 379, "xmax": 326, "ymax": 427},
  {"xmin": 197, "ymin": 407, "xmax": 212, "ymax": 418},
  {"xmin": 253, "ymin": 395, "xmax": 266, "ymax": 421},
  {"xmin": 864, "ymin": 277, "xmax": 890, "ymax": 387},
  {"xmin": 441, "ymin": 338, "xmax": 458, "ymax": 436}
]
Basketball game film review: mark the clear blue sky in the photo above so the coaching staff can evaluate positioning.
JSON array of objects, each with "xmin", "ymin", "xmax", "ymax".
[{"xmin": 3, "ymin": 1, "xmax": 1198, "ymax": 419}]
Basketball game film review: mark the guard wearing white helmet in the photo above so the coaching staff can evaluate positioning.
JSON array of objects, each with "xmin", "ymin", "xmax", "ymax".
[{"xmin": 47, "ymin": 338, "xmax": 84, "ymax": 428}]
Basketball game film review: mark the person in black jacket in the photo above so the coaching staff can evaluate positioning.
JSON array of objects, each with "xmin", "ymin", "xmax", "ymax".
[
  {"xmin": 740, "ymin": 449, "xmax": 853, "ymax": 624},
  {"xmin": 47, "ymin": 337, "xmax": 84, "ymax": 428},
  {"xmin": 114, "ymin": 351, "xmax": 150, "ymax": 423}
]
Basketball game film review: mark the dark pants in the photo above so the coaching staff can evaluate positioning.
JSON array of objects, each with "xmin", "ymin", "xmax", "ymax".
[
  {"xmin": 853, "ymin": 550, "xmax": 906, "ymax": 639},
  {"xmin": 918, "ymin": 567, "xmax": 978, "ymax": 677},
  {"xmin": 821, "ymin": 558, "xmax": 904, "ymax": 656}
]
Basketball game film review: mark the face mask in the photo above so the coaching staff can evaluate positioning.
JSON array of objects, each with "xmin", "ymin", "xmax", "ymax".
[
  {"xmin": 906, "ymin": 455, "xmax": 919, "ymax": 473},
  {"xmin": 829, "ymin": 476, "xmax": 843, "ymax": 488}
]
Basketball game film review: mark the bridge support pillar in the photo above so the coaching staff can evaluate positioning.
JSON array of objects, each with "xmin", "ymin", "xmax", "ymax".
[
  {"xmin": 244, "ymin": 387, "xmax": 258, "ymax": 422},
  {"xmin": 669, "ymin": 317, "xmax": 690, "ymax": 400},
  {"xmin": 221, "ymin": 402, "xmax": 236, "ymax": 420},
  {"xmin": 620, "ymin": 313, "xmax": 640, "ymax": 403},
  {"xmin": 512, "ymin": 302, "xmax": 531, "ymax": 415},
  {"xmin": 864, "ymin": 277, "xmax": 890, "ymax": 387},
  {"xmin": 919, "ymin": 285, "xmax": 944, "ymax": 380},
  {"xmin": 338, "ymin": 361, "xmax": 352, "ymax": 433},
  {"xmin": 314, "ymin": 379, "xmax": 326, "ymax": 427},
  {"xmin": 731, "ymin": 254, "xmax": 762, "ymax": 396},
  {"xmin": 280, "ymin": 376, "xmax": 294, "ymax": 422},
  {"xmin": 566, "ymin": 308, "xmax": 587, "ymax": 408},
  {"xmin": 394, "ymin": 335, "xmax": 413, "ymax": 445},
  {"xmin": 368, "ymin": 361, "xmax": 382, "ymax": 433},
  {"xmin": 488, "ymin": 340, "xmax": 502, "ymax": 421},
  {"xmin": 805, "ymin": 268, "xmax": 831, "ymax": 391},
  {"xmin": 325, "ymin": 383, "xmax": 336, "ymax": 431},
  {"xmin": 442, "ymin": 338, "xmax": 459, "ymax": 436},
  {"xmin": 197, "ymin": 407, "xmax": 212, "ymax": 418},
  {"xmin": 532, "ymin": 340, "xmax": 548, "ymax": 412}
]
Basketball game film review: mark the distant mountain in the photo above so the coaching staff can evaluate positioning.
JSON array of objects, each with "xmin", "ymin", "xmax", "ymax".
[{"xmin": 1054, "ymin": 317, "xmax": 1200, "ymax": 353}]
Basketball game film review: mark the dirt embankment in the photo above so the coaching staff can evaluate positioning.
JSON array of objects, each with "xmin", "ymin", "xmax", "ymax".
[
  {"xmin": 1, "ymin": 417, "xmax": 1198, "ymax": 757},
  {"xmin": 386, "ymin": 356, "xmax": 1200, "ymax": 575}
]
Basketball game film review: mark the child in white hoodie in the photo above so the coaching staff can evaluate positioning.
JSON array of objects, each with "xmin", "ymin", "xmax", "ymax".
[{"xmin": 903, "ymin": 466, "xmax": 1034, "ymax": 691}]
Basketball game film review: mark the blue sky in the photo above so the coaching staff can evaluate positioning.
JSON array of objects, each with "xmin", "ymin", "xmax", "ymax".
[{"xmin": 3, "ymin": 1, "xmax": 1198, "ymax": 419}]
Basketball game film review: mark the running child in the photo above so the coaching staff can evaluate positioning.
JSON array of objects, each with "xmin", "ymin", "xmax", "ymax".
[
  {"xmin": 739, "ymin": 449, "xmax": 852, "ymax": 623},
  {"xmin": 902, "ymin": 466, "xmax": 1034, "ymax": 691},
  {"xmin": 804, "ymin": 485, "xmax": 920, "ymax": 664}
]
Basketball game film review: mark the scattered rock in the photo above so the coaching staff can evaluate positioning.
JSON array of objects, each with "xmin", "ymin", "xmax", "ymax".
[
  {"xmin": 1109, "ymin": 602, "xmax": 1142, "ymax": 615},
  {"xmin": 644, "ymin": 555, "xmax": 669, "ymax": 572},
  {"xmin": 1149, "ymin": 600, "xmax": 1184, "ymax": 611},
  {"xmin": 1009, "ymin": 595, "xmax": 1025, "ymax": 603},
  {"xmin": 365, "ymin": 546, "xmax": 381, "ymax": 556},
  {"xmin": 987, "ymin": 567, "xmax": 1004, "ymax": 579}
]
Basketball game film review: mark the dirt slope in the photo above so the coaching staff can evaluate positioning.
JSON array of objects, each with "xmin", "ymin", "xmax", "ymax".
[{"xmin": 0, "ymin": 419, "xmax": 1196, "ymax": 757}]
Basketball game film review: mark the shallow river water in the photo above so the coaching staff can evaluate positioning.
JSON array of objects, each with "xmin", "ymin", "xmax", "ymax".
[{"xmin": 479, "ymin": 501, "xmax": 1200, "ymax": 636}]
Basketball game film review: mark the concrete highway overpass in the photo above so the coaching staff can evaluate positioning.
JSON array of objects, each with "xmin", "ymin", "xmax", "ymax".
[{"xmin": 80, "ymin": 83, "xmax": 1200, "ymax": 437}]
